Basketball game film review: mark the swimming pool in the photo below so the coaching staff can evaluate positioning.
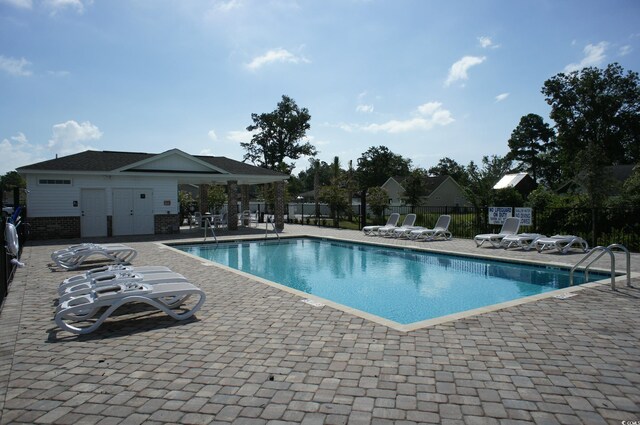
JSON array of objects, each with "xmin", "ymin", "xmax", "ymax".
[{"xmin": 175, "ymin": 238, "xmax": 607, "ymax": 329}]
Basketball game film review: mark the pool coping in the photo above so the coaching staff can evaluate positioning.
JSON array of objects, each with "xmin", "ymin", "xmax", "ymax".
[{"xmin": 160, "ymin": 234, "xmax": 639, "ymax": 332}]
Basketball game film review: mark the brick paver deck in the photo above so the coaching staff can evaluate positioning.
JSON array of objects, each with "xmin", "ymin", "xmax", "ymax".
[{"xmin": 1, "ymin": 224, "xmax": 639, "ymax": 424}]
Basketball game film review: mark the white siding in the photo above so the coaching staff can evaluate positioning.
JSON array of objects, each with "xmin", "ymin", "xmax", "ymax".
[
  {"xmin": 133, "ymin": 155, "xmax": 212, "ymax": 172},
  {"xmin": 26, "ymin": 174, "xmax": 178, "ymax": 217}
]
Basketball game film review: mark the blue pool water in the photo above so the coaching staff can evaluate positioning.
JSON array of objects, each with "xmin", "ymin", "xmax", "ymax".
[{"xmin": 176, "ymin": 238, "xmax": 604, "ymax": 325}]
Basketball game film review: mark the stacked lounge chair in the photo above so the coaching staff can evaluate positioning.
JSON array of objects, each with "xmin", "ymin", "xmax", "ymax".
[
  {"xmin": 535, "ymin": 235, "xmax": 589, "ymax": 254},
  {"xmin": 51, "ymin": 243, "xmax": 138, "ymax": 270},
  {"xmin": 53, "ymin": 263, "xmax": 205, "ymax": 335},
  {"xmin": 499, "ymin": 233, "xmax": 546, "ymax": 251}
]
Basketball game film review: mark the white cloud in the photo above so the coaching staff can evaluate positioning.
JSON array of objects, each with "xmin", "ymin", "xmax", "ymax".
[
  {"xmin": 1, "ymin": 0, "xmax": 32, "ymax": 9},
  {"xmin": 226, "ymin": 129, "xmax": 255, "ymax": 143},
  {"xmin": 47, "ymin": 70, "xmax": 71, "ymax": 77},
  {"xmin": 495, "ymin": 93, "xmax": 509, "ymax": 102},
  {"xmin": 361, "ymin": 102, "xmax": 454, "ymax": 134},
  {"xmin": 48, "ymin": 120, "xmax": 102, "ymax": 155},
  {"xmin": 214, "ymin": 0, "xmax": 242, "ymax": 12},
  {"xmin": 0, "ymin": 132, "xmax": 48, "ymax": 174},
  {"xmin": 619, "ymin": 45, "xmax": 632, "ymax": 56},
  {"xmin": 246, "ymin": 48, "xmax": 310, "ymax": 70},
  {"xmin": 478, "ymin": 36, "xmax": 499, "ymax": 49},
  {"xmin": 564, "ymin": 41, "xmax": 608, "ymax": 72},
  {"xmin": 445, "ymin": 56, "xmax": 486, "ymax": 87},
  {"xmin": 43, "ymin": 0, "xmax": 88, "ymax": 14},
  {"xmin": 207, "ymin": 130, "xmax": 218, "ymax": 141},
  {"xmin": 356, "ymin": 104, "xmax": 374, "ymax": 113},
  {"xmin": 0, "ymin": 55, "xmax": 32, "ymax": 77}
]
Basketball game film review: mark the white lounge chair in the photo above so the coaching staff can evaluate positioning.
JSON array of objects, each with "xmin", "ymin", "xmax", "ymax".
[
  {"xmin": 535, "ymin": 235, "xmax": 589, "ymax": 254},
  {"xmin": 362, "ymin": 213, "xmax": 400, "ymax": 236},
  {"xmin": 378, "ymin": 214, "xmax": 417, "ymax": 237},
  {"xmin": 51, "ymin": 243, "xmax": 138, "ymax": 270},
  {"xmin": 408, "ymin": 215, "xmax": 452, "ymax": 241},
  {"xmin": 55, "ymin": 280, "xmax": 206, "ymax": 335},
  {"xmin": 500, "ymin": 233, "xmax": 546, "ymax": 251},
  {"xmin": 474, "ymin": 217, "xmax": 520, "ymax": 248},
  {"xmin": 59, "ymin": 264, "xmax": 172, "ymax": 291},
  {"xmin": 58, "ymin": 270, "xmax": 189, "ymax": 299}
]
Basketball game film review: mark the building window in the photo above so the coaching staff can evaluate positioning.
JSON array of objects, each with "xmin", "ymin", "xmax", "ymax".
[{"xmin": 39, "ymin": 179, "xmax": 72, "ymax": 185}]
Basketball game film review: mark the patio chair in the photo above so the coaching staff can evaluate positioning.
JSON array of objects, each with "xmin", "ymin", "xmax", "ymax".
[
  {"xmin": 51, "ymin": 243, "xmax": 138, "ymax": 270},
  {"xmin": 55, "ymin": 280, "xmax": 206, "ymax": 335},
  {"xmin": 535, "ymin": 235, "xmax": 589, "ymax": 254},
  {"xmin": 377, "ymin": 214, "xmax": 417, "ymax": 237},
  {"xmin": 408, "ymin": 215, "xmax": 452, "ymax": 241},
  {"xmin": 474, "ymin": 217, "xmax": 520, "ymax": 248},
  {"xmin": 362, "ymin": 213, "xmax": 400, "ymax": 236},
  {"xmin": 500, "ymin": 233, "xmax": 546, "ymax": 251}
]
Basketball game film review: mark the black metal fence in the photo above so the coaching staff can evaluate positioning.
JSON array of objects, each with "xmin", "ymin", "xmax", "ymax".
[{"xmin": 288, "ymin": 204, "xmax": 640, "ymax": 252}]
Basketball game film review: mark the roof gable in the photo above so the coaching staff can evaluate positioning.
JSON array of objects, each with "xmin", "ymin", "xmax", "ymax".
[{"xmin": 116, "ymin": 149, "xmax": 226, "ymax": 174}]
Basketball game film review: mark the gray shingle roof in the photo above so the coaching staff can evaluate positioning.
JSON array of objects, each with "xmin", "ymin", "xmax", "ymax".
[{"xmin": 17, "ymin": 150, "xmax": 285, "ymax": 177}]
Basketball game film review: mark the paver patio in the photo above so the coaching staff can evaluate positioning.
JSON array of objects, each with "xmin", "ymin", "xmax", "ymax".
[{"xmin": 1, "ymin": 224, "xmax": 639, "ymax": 424}]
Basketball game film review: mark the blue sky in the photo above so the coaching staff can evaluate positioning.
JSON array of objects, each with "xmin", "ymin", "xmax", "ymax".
[{"xmin": 1, "ymin": 0, "xmax": 639, "ymax": 176}]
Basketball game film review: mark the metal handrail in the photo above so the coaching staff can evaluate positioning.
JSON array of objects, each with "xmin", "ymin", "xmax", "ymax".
[
  {"xmin": 606, "ymin": 244, "xmax": 631, "ymax": 287},
  {"xmin": 203, "ymin": 218, "xmax": 218, "ymax": 245},
  {"xmin": 570, "ymin": 244, "xmax": 630, "ymax": 290},
  {"xmin": 265, "ymin": 216, "xmax": 280, "ymax": 241}
]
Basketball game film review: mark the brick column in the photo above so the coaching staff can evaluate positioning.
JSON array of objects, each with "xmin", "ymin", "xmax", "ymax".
[
  {"xmin": 227, "ymin": 180, "xmax": 238, "ymax": 230},
  {"xmin": 275, "ymin": 180, "xmax": 285, "ymax": 232},
  {"xmin": 241, "ymin": 185, "xmax": 250, "ymax": 212},
  {"xmin": 199, "ymin": 184, "xmax": 209, "ymax": 214}
]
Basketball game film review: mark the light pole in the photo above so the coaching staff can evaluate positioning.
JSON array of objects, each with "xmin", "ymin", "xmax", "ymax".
[{"xmin": 296, "ymin": 196, "xmax": 304, "ymax": 225}]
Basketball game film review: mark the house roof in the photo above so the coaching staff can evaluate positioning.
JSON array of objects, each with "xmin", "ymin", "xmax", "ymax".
[
  {"xmin": 387, "ymin": 175, "xmax": 450, "ymax": 196},
  {"xmin": 17, "ymin": 149, "xmax": 287, "ymax": 184},
  {"xmin": 493, "ymin": 173, "xmax": 531, "ymax": 190}
]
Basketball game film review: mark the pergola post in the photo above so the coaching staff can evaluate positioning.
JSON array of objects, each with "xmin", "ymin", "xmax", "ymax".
[
  {"xmin": 274, "ymin": 180, "xmax": 285, "ymax": 232},
  {"xmin": 199, "ymin": 184, "xmax": 209, "ymax": 214},
  {"xmin": 241, "ymin": 185, "xmax": 250, "ymax": 213},
  {"xmin": 227, "ymin": 180, "xmax": 238, "ymax": 230}
]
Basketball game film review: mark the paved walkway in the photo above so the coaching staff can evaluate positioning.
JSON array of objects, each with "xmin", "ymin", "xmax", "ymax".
[{"xmin": 1, "ymin": 225, "xmax": 639, "ymax": 424}]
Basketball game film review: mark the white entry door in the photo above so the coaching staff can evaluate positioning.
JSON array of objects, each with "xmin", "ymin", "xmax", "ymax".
[
  {"xmin": 112, "ymin": 189, "xmax": 154, "ymax": 236},
  {"xmin": 81, "ymin": 189, "xmax": 107, "ymax": 237},
  {"xmin": 133, "ymin": 189, "xmax": 154, "ymax": 235}
]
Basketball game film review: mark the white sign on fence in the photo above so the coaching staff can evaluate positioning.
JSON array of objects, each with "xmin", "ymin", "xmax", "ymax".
[
  {"xmin": 488, "ymin": 207, "xmax": 512, "ymax": 225},
  {"xmin": 514, "ymin": 207, "xmax": 532, "ymax": 226}
]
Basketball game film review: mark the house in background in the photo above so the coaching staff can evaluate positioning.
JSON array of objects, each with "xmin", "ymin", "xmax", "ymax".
[
  {"xmin": 555, "ymin": 164, "xmax": 636, "ymax": 195},
  {"xmin": 382, "ymin": 175, "xmax": 471, "ymax": 207},
  {"xmin": 493, "ymin": 172, "xmax": 537, "ymax": 198},
  {"xmin": 17, "ymin": 149, "xmax": 288, "ymax": 240}
]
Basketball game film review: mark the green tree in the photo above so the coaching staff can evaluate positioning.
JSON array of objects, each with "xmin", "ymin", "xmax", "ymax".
[
  {"xmin": 622, "ymin": 165, "xmax": 640, "ymax": 207},
  {"xmin": 343, "ymin": 160, "xmax": 359, "ymax": 221},
  {"xmin": 464, "ymin": 155, "xmax": 514, "ymax": 210},
  {"xmin": 356, "ymin": 146, "xmax": 411, "ymax": 189},
  {"xmin": 207, "ymin": 185, "xmax": 227, "ymax": 213},
  {"xmin": 402, "ymin": 168, "xmax": 428, "ymax": 210},
  {"xmin": 367, "ymin": 186, "xmax": 389, "ymax": 221},
  {"xmin": 242, "ymin": 95, "xmax": 316, "ymax": 174},
  {"xmin": 319, "ymin": 157, "xmax": 348, "ymax": 226},
  {"xmin": 506, "ymin": 113, "xmax": 555, "ymax": 183},
  {"xmin": 427, "ymin": 157, "xmax": 469, "ymax": 186},
  {"xmin": 542, "ymin": 63, "xmax": 640, "ymax": 201},
  {"xmin": 0, "ymin": 171, "xmax": 26, "ymax": 189}
]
